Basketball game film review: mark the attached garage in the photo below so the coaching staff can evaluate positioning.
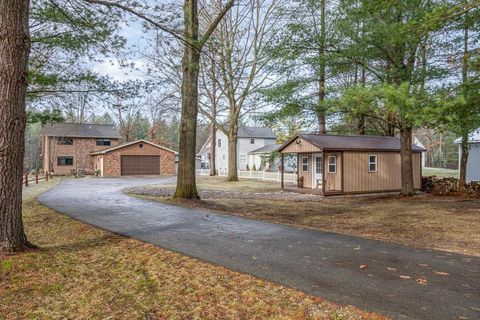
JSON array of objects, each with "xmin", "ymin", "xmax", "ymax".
[
  {"xmin": 121, "ymin": 155, "xmax": 160, "ymax": 176},
  {"xmin": 91, "ymin": 140, "xmax": 177, "ymax": 177}
]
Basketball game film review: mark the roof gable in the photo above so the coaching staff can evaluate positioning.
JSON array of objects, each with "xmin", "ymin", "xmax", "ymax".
[
  {"xmin": 42, "ymin": 123, "xmax": 121, "ymax": 139},
  {"xmin": 91, "ymin": 140, "xmax": 177, "ymax": 155},
  {"xmin": 454, "ymin": 128, "xmax": 480, "ymax": 144}
]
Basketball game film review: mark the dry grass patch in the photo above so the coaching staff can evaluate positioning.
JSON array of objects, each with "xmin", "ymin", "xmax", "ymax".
[
  {"xmin": 0, "ymin": 180, "xmax": 383, "ymax": 320},
  {"xmin": 140, "ymin": 176, "xmax": 480, "ymax": 257}
]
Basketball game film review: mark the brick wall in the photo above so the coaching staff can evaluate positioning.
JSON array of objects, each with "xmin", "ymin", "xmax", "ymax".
[
  {"xmin": 102, "ymin": 141, "xmax": 176, "ymax": 176},
  {"xmin": 44, "ymin": 137, "xmax": 119, "ymax": 175}
]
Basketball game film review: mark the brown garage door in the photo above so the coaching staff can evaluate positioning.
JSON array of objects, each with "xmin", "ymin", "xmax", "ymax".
[{"xmin": 121, "ymin": 155, "xmax": 160, "ymax": 175}]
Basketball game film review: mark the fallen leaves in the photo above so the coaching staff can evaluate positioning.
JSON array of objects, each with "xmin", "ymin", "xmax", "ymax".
[
  {"xmin": 399, "ymin": 275, "xmax": 411, "ymax": 279},
  {"xmin": 360, "ymin": 264, "xmax": 368, "ymax": 269},
  {"xmin": 433, "ymin": 270, "xmax": 450, "ymax": 276},
  {"xmin": 386, "ymin": 267, "xmax": 396, "ymax": 271},
  {"xmin": 416, "ymin": 278, "xmax": 428, "ymax": 285}
]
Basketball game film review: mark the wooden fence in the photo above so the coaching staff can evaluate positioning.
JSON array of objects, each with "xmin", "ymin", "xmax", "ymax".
[{"xmin": 23, "ymin": 172, "xmax": 53, "ymax": 187}]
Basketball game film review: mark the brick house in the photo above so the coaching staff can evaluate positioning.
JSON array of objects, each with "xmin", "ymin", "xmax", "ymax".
[{"xmin": 41, "ymin": 123, "xmax": 176, "ymax": 176}]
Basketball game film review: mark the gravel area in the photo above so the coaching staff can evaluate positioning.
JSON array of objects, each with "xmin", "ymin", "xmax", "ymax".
[{"xmin": 126, "ymin": 186, "xmax": 324, "ymax": 202}]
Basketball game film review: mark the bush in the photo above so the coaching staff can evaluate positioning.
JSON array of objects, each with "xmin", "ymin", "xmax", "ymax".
[
  {"xmin": 252, "ymin": 164, "xmax": 256, "ymax": 171},
  {"xmin": 422, "ymin": 176, "xmax": 480, "ymax": 197},
  {"xmin": 246, "ymin": 164, "xmax": 250, "ymax": 171}
]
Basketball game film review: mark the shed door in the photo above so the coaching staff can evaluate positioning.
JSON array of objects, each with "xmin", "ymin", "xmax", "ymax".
[{"xmin": 121, "ymin": 155, "xmax": 160, "ymax": 175}]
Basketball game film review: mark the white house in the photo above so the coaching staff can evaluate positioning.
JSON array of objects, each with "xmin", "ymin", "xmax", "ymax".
[
  {"xmin": 199, "ymin": 127, "xmax": 277, "ymax": 172},
  {"xmin": 414, "ymin": 137, "xmax": 426, "ymax": 167},
  {"xmin": 454, "ymin": 128, "xmax": 480, "ymax": 182}
]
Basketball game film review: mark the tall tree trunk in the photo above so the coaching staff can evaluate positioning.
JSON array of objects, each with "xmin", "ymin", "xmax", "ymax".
[
  {"xmin": 459, "ymin": 8, "xmax": 469, "ymax": 191},
  {"xmin": 227, "ymin": 124, "xmax": 238, "ymax": 181},
  {"xmin": 357, "ymin": 115, "xmax": 365, "ymax": 135},
  {"xmin": 209, "ymin": 123, "xmax": 216, "ymax": 176},
  {"xmin": 459, "ymin": 133, "xmax": 469, "ymax": 191},
  {"xmin": 317, "ymin": 0, "xmax": 326, "ymax": 135},
  {"xmin": 174, "ymin": 0, "xmax": 201, "ymax": 199},
  {"xmin": 0, "ymin": 0, "xmax": 32, "ymax": 252},
  {"xmin": 400, "ymin": 126, "xmax": 415, "ymax": 196}
]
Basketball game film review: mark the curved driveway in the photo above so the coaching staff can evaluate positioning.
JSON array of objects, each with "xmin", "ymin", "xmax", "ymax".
[{"xmin": 38, "ymin": 177, "xmax": 480, "ymax": 320}]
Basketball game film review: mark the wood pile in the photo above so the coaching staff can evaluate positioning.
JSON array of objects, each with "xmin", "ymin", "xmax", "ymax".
[{"xmin": 422, "ymin": 176, "xmax": 480, "ymax": 197}]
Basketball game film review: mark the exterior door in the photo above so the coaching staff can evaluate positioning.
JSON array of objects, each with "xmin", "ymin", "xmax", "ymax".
[
  {"xmin": 121, "ymin": 155, "xmax": 160, "ymax": 175},
  {"xmin": 312, "ymin": 154, "xmax": 323, "ymax": 189}
]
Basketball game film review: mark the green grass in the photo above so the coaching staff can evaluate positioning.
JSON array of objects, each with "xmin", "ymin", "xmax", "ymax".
[{"xmin": 423, "ymin": 167, "xmax": 459, "ymax": 178}]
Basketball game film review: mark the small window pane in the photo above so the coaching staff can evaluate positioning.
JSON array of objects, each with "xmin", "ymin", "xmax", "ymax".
[
  {"xmin": 315, "ymin": 157, "xmax": 323, "ymax": 174},
  {"xmin": 57, "ymin": 156, "xmax": 73, "ymax": 166},
  {"xmin": 250, "ymin": 138, "xmax": 255, "ymax": 144},
  {"xmin": 328, "ymin": 156, "xmax": 336, "ymax": 173},
  {"xmin": 368, "ymin": 155, "xmax": 377, "ymax": 172},
  {"xmin": 302, "ymin": 157, "xmax": 308, "ymax": 172},
  {"xmin": 96, "ymin": 139, "xmax": 111, "ymax": 146},
  {"xmin": 218, "ymin": 139, "xmax": 221, "ymax": 148},
  {"xmin": 58, "ymin": 137, "xmax": 73, "ymax": 145}
]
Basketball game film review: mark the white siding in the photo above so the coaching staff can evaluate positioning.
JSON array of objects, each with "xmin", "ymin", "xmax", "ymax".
[
  {"xmin": 213, "ymin": 129, "xmax": 276, "ymax": 171},
  {"xmin": 459, "ymin": 143, "xmax": 480, "ymax": 182}
]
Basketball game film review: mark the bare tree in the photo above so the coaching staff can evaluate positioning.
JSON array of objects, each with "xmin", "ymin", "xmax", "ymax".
[
  {"xmin": 199, "ymin": 0, "xmax": 279, "ymax": 181},
  {"xmin": 84, "ymin": 0, "xmax": 234, "ymax": 198}
]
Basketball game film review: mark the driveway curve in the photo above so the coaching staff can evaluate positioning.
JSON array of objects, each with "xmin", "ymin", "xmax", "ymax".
[{"xmin": 38, "ymin": 177, "xmax": 480, "ymax": 320}]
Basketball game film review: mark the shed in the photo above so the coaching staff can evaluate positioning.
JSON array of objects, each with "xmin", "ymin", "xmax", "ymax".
[{"xmin": 278, "ymin": 134, "xmax": 425, "ymax": 195}]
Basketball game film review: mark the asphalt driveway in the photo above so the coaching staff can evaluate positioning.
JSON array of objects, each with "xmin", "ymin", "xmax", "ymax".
[{"xmin": 38, "ymin": 177, "xmax": 480, "ymax": 320}]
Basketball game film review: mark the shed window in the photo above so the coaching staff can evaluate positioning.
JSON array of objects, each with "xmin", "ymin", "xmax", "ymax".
[
  {"xmin": 302, "ymin": 156, "xmax": 308, "ymax": 172},
  {"xmin": 96, "ymin": 139, "xmax": 111, "ymax": 146},
  {"xmin": 57, "ymin": 156, "xmax": 73, "ymax": 166},
  {"xmin": 328, "ymin": 156, "xmax": 336, "ymax": 173},
  {"xmin": 369, "ymin": 155, "xmax": 377, "ymax": 172},
  {"xmin": 218, "ymin": 139, "xmax": 222, "ymax": 148},
  {"xmin": 250, "ymin": 138, "xmax": 255, "ymax": 144},
  {"xmin": 315, "ymin": 156, "xmax": 323, "ymax": 174},
  {"xmin": 57, "ymin": 137, "xmax": 73, "ymax": 145}
]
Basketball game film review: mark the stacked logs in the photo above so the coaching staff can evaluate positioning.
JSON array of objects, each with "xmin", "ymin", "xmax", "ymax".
[{"xmin": 422, "ymin": 176, "xmax": 480, "ymax": 197}]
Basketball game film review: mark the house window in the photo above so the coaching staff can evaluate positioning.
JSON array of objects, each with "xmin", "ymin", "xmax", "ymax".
[
  {"xmin": 302, "ymin": 156, "xmax": 308, "ymax": 172},
  {"xmin": 223, "ymin": 155, "xmax": 226, "ymax": 160},
  {"xmin": 328, "ymin": 155, "xmax": 336, "ymax": 173},
  {"xmin": 240, "ymin": 155, "xmax": 246, "ymax": 164},
  {"xmin": 57, "ymin": 156, "xmax": 73, "ymax": 166},
  {"xmin": 315, "ymin": 157, "xmax": 323, "ymax": 174},
  {"xmin": 369, "ymin": 155, "xmax": 377, "ymax": 172},
  {"xmin": 96, "ymin": 139, "xmax": 111, "ymax": 146},
  {"xmin": 218, "ymin": 139, "xmax": 222, "ymax": 148},
  {"xmin": 250, "ymin": 138, "xmax": 255, "ymax": 144},
  {"xmin": 57, "ymin": 137, "xmax": 73, "ymax": 145}
]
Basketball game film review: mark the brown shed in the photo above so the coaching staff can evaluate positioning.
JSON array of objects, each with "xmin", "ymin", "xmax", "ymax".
[
  {"xmin": 91, "ymin": 140, "xmax": 177, "ymax": 177},
  {"xmin": 278, "ymin": 134, "xmax": 425, "ymax": 196}
]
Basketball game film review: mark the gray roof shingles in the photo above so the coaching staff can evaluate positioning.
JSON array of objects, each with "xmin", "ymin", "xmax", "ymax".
[
  {"xmin": 280, "ymin": 134, "xmax": 426, "ymax": 152},
  {"xmin": 42, "ymin": 123, "xmax": 121, "ymax": 139},
  {"xmin": 237, "ymin": 127, "xmax": 276, "ymax": 139}
]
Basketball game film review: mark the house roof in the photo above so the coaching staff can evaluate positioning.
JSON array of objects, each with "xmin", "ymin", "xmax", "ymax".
[
  {"xmin": 237, "ymin": 127, "xmax": 276, "ymax": 139},
  {"xmin": 42, "ymin": 123, "xmax": 121, "ymax": 139},
  {"xmin": 278, "ymin": 134, "xmax": 426, "ymax": 152},
  {"xmin": 249, "ymin": 144, "xmax": 282, "ymax": 154},
  {"xmin": 90, "ymin": 139, "xmax": 177, "ymax": 155},
  {"xmin": 454, "ymin": 128, "xmax": 480, "ymax": 144}
]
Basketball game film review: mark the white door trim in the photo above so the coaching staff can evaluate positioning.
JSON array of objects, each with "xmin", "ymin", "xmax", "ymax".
[{"xmin": 312, "ymin": 153, "xmax": 323, "ymax": 190}]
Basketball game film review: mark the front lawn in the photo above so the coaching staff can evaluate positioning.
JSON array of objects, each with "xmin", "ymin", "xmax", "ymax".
[
  {"xmin": 0, "ymin": 180, "xmax": 381, "ymax": 319},
  {"xmin": 133, "ymin": 176, "xmax": 480, "ymax": 257},
  {"xmin": 423, "ymin": 167, "xmax": 459, "ymax": 178}
]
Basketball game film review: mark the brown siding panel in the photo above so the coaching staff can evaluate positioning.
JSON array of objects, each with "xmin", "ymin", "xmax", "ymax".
[{"xmin": 343, "ymin": 151, "xmax": 421, "ymax": 193}]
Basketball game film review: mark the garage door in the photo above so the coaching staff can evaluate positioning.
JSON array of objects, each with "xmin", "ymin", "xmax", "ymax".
[{"xmin": 121, "ymin": 155, "xmax": 160, "ymax": 175}]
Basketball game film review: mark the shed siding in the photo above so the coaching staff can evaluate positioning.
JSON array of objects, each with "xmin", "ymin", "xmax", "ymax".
[
  {"xmin": 343, "ymin": 151, "xmax": 421, "ymax": 192},
  {"xmin": 324, "ymin": 152, "xmax": 342, "ymax": 192},
  {"xmin": 282, "ymin": 138, "xmax": 321, "ymax": 153},
  {"xmin": 298, "ymin": 153, "xmax": 313, "ymax": 188}
]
